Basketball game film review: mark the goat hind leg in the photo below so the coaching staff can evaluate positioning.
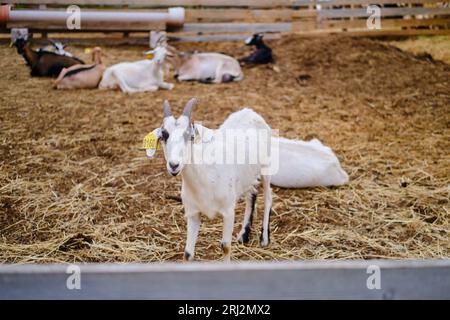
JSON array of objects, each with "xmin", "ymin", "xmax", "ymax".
[
  {"xmin": 237, "ymin": 192, "xmax": 256, "ymax": 244},
  {"xmin": 213, "ymin": 63, "xmax": 226, "ymax": 83},
  {"xmin": 113, "ymin": 73, "xmax": 141, "ymax": 93},
  {"xmin": 260, "ymin": 175, "xmax": 272, "ymax": 247}
]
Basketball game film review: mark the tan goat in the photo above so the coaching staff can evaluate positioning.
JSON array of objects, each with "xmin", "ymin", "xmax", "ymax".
[{"xmin": 54, "ymin": 47, "xmax": 105, "ymax": 90}]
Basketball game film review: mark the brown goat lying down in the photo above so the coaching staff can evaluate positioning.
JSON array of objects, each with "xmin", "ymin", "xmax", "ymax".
[
  {"xmin": 14, "ymin": 38, "xmax": 84, "ymax": 77},
  {"xmin": 54, "ymin": 47, "xmax": 105, "ymax": 90}
]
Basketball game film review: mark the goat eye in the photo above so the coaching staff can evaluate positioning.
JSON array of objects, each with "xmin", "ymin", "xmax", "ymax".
[{"xmin": 161, "ymin": 129, "xmax": 169, "ymax": 142}]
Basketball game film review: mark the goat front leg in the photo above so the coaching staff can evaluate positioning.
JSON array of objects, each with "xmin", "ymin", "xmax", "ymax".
[
  {"xmin": 237, "ymin": 192, "xmax": 257, "ymax": 244},
  {"xmin": 184, "ymin": 212, "xmax": 201, "ymax": 262},
  {"xmin": 141, "ymin": 85, "xmax": 159, "ymax": 92},
  {"xmin": 221, "ymin": 208, "xmax": 235, "ymax": 262},
  {"xmin": 176, "ymin": 73, "xmax": 194, "ymax": 82},
  {"xmin": 159, "ymin": 82, "xmax": 174, "ymax": 90},
  {"xmin": 260, "ymin": 175, "xmax": 272, "ymax": 247},
  {"xmin": 213, "ymin": 63, "xmax": 225, "ymax": 83}
]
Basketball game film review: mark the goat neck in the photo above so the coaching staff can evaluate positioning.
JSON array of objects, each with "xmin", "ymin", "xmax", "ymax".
[
  {"xmin": 168, "ymin": 49, "xmax": 188, "ymax": 71},
  {"xmin": 255, "ymin": 40, "xmax": 270, "ymax": 50},
  {"xmin": 22, "ymin": 43, "xmax": 39, "ymax": 68},
  {"xmin": 181, "ymin": 124, "xmax": 215, "ymax": 175},
  {"xmin": 92, "ymin": 48, "xmax": 102, "ymax": 64}
]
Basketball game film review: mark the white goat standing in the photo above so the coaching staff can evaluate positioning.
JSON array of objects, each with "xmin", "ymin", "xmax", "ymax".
[
  {"xmin": 147, "ymin": 99, "xmax": 273, "ymax": 262},
  {"xmin": 98, "ymin": 46, "xmax": 174, "ymax": 93}
]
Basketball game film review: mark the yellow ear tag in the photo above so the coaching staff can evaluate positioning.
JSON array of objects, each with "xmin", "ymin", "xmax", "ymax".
[
  {"xmin": 146, "ymin": 53, "xmax": 154, "ymax": 60},
  {"xmin": 142, "ymin": 131, "xmax": 160, "ymax": 158},
  {"xmin": 84, "ymin": 48, "xmax": 92, "ymax": 54}
]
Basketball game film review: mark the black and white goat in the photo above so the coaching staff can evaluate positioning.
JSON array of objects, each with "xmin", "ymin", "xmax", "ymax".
[
  {"xmin": 13, "ymin": 37, "xmax": 84, "ymax": 77},
  {"xmin": 145, "ymin": 99, "xmax": 273, "ymax": 262},
  {"xmin": 239, "ymin": 33, "xmax": 273, "ymax": 65}
]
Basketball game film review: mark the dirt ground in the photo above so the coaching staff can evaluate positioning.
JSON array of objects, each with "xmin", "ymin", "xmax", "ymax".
[
  {"xmin": 389, "ymin": 35, "xmax": 450, "ymax": 64},
  {"xmin": 0, "ymin": 34, "xmax": 449, "ymax": 263}
]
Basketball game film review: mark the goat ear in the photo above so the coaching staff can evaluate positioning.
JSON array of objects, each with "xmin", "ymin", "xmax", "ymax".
[
  {"xmin": 143, "ymin": 128, "xmax": 162, "ymax": 158},
  {"xmin": 191, "ymin": 124, "xmax": 201, "ymax": 144},
  {"xmin": 154, "ymin": 127, "xmax": 162, "ymax": 140}
]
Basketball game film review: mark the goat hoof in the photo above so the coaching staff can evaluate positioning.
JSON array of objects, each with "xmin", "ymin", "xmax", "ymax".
[
  {"xmin": 259, "ymin": 233, "xmax": 270, "ymax": 247},
  {"xmin": 220, "ymin": 241, "xmax": 230, "ymax": 255},
  {"xmin": 237, "ymin": 236, "xmax": 245, "ymax": 244},
  {"xmin": 260, "ymin": 239, "xmax": 270, "ymax": 247},
  {"xmin": 183, "ymin": 251, "xmax": 193, "ymax": 262}
]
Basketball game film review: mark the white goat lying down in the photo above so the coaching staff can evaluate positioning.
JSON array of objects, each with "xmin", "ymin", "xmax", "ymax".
[
  {"xmin": 98, "ymin": 46, "xmax": 174, "ymax": 93},
  {"xmin": 145, "ymin": 99, "xmax": 272, "ymax": 262},
  {"xmin": 169, "ymin": 50, "xmax": 243, "ymax": 84},
  {"xmin": 271, "ymin": 137, "xmax": 349, "ymax": 188}
]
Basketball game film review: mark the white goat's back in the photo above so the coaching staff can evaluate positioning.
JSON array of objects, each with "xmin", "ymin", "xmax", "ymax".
[
  {"xmin": 99, "ymin": 60, "xmax": 161, "ymax": 92},
  {"xmin": 219, "ymin": 108, "xmax": 269, "ymax": 131},
  {"xmin": 271, "ymin": 137, "xmax": 349, "ymax": 188}
]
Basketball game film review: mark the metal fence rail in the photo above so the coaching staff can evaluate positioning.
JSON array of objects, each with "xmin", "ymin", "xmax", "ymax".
[{"xmin": 1, "ymin": 260, "xmax": 449, "ymax": 299}]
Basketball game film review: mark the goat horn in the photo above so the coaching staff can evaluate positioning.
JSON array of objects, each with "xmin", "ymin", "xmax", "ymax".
[
  {"xmin": 182, "ymin": 98, "xmax": 197, "ymax": 118},
  {"xmin": 163, "ymin": 100, "xmax": 172, "ymax": 118}
]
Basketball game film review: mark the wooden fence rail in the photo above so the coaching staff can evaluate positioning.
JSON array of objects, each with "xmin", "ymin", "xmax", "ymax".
[
  {"xmin": 3, "ymin": 0, "xmax": 449, "ymax": 6},
  {"xmin": 1, "ymin": 0, "xmax": 450, "ymax": 40},
  {"xmin": 1, "ymin": 260, "xmax": 449, "ymax": 299}
]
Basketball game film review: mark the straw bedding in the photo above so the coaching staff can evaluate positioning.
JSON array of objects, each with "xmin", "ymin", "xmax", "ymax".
[{"xmin": 0, "ymin": 34, "xmax": 448, "ymax": 263}]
